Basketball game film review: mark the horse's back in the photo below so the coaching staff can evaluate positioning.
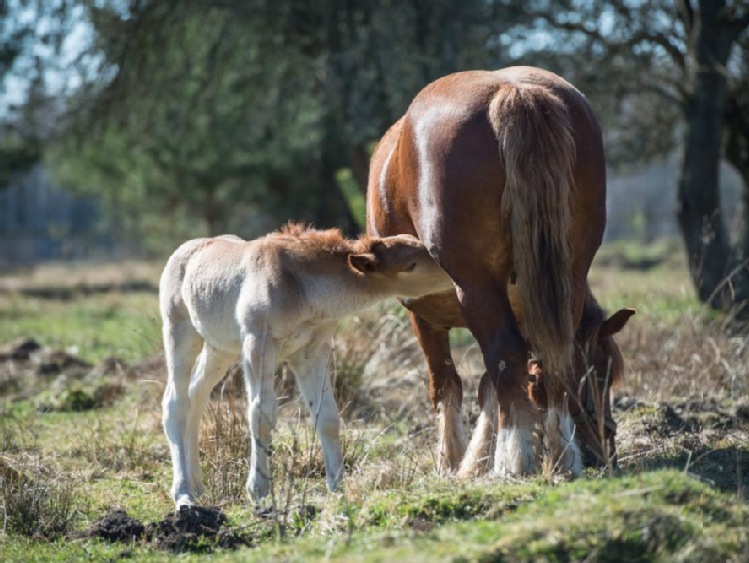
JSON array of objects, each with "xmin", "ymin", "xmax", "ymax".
[{"xmin": 373, "ymin": 67, "xmax": 606, "ymax": 274}]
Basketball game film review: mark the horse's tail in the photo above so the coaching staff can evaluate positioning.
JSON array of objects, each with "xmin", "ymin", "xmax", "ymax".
[{"xmin": 489, "ymin": 83, "xmax": 576, "ymax": 381}]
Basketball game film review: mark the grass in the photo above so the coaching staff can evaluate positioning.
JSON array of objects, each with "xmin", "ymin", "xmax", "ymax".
[
  {"xmin": 1, "ymin": 249, "xmax": 748, "ymax": 560},
  {"xmin": 0, "ymin": 291, "xmax": 161, "ymax": 364}
]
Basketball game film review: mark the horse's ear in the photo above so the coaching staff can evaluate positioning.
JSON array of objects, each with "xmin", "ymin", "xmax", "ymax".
[
  {"xmin": 599, "ymin": 308, "xmax": 635, "ymax": 339},
  {"xmin": 348, "ymin": 253, "xmax": 379, "ymax": 274}
]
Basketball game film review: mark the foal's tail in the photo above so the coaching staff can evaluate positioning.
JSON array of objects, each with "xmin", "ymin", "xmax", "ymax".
[{"xmin": 489, "ymin": 83, "xmax": 576, "ymax": 382}]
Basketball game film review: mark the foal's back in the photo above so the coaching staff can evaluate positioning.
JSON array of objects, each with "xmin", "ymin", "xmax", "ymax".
[{"xmin": 160, "ymin": 235, "xmax": 283, "ymax": 354}]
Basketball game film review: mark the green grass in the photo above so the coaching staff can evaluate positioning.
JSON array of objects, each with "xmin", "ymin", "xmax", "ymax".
[
  {"xmin": 0, "ymin": 291, "xmax": 161, "ymax": 364},
  {"xmin": 227, "ymin": 471, "xmax": 749, "ymax": 562},
  {"xmin": 1, "ymin": 257, "xmax": 748, "ymax": 561}
]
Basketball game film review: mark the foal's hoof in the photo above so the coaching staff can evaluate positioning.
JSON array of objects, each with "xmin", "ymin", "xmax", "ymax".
[{"xmin": 175, "ymin": 494, "xmax": 196, "ymax": 509}]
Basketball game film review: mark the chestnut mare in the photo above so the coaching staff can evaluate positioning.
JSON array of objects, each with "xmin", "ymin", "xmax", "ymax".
[{"xmin": 366, "ymin": 66, "xmax": 634, "ymax": 478}]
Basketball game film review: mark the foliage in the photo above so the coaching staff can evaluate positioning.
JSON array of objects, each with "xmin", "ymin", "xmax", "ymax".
[
  {"xmin": 45, "ymin": 0, "xmax": 513, "ymax": 237},
  {"xmin": 0, "ymin": 1, "xmax": 74, "ymax": 185},
  {"xmin": 527, "ymin": 1, "xmax": 749, "ymax": 311}
]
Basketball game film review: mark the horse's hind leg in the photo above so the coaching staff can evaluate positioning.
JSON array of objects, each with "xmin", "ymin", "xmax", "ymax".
[
  {"xmin": 456, "ymin": 282, "xmax": 539, "ymax": 477},
  {"xmin": 162, "ymin": 319, "xmax": 203, "ymax": 508},
  {"xmin": 542, "ymin": 280, "xmax": 586, "ymax": 478},
  {"xmin": 184, "ymin": 344, "xmax": 235, "ymax": 497},
  {"xmin": 409, "ymin": 313, "xmax": 466, "ymax": 473},
  {"xmin": 542, "ymin": 384, "xmax": 583, "ymax": 478}
]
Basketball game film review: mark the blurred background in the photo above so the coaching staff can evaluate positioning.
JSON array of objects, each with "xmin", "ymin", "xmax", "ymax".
[{"xmin": 1, "ymin": 0, "xmax": 748, "ymax": 312}]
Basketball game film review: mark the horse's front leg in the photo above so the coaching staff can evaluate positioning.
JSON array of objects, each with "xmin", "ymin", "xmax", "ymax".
[
  {"xmin": 289, "ymin": 334, "xmax": 343, "ymax": 491},
  {"xmin": 242, "ymin": 328, "xmax": 278, "ymax": 502},
  {"xmin": 408, "ymin": 312, "xmax": 466, "ymax": 473},
  {"xmin": 456, "ymin": 282, "xmax": 539, "ymax": 477}
]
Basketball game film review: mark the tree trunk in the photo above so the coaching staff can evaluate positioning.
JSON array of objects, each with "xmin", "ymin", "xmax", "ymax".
[
  {"xmin": 724, "ymin": 64, "xmax": 749, "ymax": 308},
  {"xmin": 677, "ymin": 1, "xmax": 740, "ymax": 309}
]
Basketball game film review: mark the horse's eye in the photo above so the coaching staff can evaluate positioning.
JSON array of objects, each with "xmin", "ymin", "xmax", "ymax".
[{"xmin": 405, "ymin": 262, "xmax": 417, "ymax": 272}]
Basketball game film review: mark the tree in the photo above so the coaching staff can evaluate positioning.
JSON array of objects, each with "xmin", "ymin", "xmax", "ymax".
[
  {"xmin": 0, "ymin": 0, "xmax": 73, "ymax": 185},
  {"xmin": 533, "ymin": 0, "xmax": 749, "ymax": 314},
  {"xmin": 52, "ymin": 0, "xmax": 516, "ymax": 237}
]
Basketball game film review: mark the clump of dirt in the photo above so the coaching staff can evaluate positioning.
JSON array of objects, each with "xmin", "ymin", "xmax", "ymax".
[
  {"xmin": 145, "ymin": 506, "xmax": 251, "ymax": 552},
  {"xmin": 0, "ymin": 337, "xmax": 42, "ymax": 361},
  {"xmin": 79, "ymin": 506, "xmax": 253, "ymax": 553},
  {"xmin": 80, "ymin": 509, "xmax": 145, "ymax": 543}
]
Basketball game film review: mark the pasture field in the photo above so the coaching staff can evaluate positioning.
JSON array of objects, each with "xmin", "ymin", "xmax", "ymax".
[{"xmin": 1, "ymin": 248, "xmax": 748, "ymax": 561}]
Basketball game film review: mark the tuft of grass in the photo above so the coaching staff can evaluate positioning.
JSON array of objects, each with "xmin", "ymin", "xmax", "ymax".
[{"xmin": 0, "ymin": 420, "xmax": 81, "ymax": 541}]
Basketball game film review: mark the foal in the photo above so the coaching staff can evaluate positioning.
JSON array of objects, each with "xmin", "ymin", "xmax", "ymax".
[{"xmin": 160, "ymin": 223, "xmax": 454, "ymax": 508}]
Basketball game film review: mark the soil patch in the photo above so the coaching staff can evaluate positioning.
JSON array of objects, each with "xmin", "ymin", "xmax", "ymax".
[
  {"xmin": 79, "ymin": 506, "xmax": 253, "ymax": 553},
  {"xmin": 80, "ymin": 509, "xmax": 145, "ymax": 543}
]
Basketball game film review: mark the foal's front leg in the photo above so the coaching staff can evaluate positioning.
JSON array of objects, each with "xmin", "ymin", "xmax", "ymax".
[
  {"xmin": 243, "ymin": 329, "xmax": 278, "ymax": 502},
  {"xmin": 289, "ymin": 336, "xmax": 343, "ymax": 491}
]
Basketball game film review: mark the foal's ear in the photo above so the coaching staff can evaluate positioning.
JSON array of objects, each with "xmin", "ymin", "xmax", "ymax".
[
  {"xmin": 349, "ymin": 253, "xmax": 380, "ymax": 274},
  {"xmin": 599, "ymin": 308, "xmax": 635, "ymax": 339}
]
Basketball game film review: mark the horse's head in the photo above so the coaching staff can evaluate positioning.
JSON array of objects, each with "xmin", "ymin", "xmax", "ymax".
[
  {"xmin": 528, "ymin": 307, "xmax": 635, "ymax": 469},
  {"xmin": 348, "ymin": 235, "xmax": 454, "ymax": 297}
]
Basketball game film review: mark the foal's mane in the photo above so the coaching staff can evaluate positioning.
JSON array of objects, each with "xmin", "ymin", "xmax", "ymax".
[{"xmin": 270, "ymin": 222, "xmax": 376, "ymax": 255}]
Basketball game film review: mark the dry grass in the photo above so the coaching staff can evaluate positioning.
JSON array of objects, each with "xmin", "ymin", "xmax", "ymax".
[
  {"xmin": 1, "ymin": 254, "xmax": 748, "ymax": 559},
  {"xmin": 0, "ymin": 260, "xmax": 161, "ymax": 294}
]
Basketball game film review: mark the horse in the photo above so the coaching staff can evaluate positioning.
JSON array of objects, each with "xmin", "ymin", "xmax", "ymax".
[
  {"xmin": 159, "ymin": 223, "xmax": 454, "ymax": 508},
  {"xmin": 366, "ymin": 66, "xmax": 634, "ymax": 478}
]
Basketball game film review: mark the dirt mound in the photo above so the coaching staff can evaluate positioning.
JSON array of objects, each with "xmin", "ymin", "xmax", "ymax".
[
  {"xmin": 0, "ymin": 337, "xmax": 42, "ymax": 361},
  {"xmin": 0, "ymin": 337, "xmax": 133, "ymax": 409},
  {"xmin": 80, "ymin": 509, "xmax": 145, "ymax": 543},
  {"xmin": 80, "ymin": 506, "xmax": 252, "ymax": 553}
]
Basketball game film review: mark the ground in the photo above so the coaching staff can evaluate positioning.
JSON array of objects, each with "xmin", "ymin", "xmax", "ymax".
[{"xmin": 0, "ymin": 248, "xmax": 748, "ymax": 561}]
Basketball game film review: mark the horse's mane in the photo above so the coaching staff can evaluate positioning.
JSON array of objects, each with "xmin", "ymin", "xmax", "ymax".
[{"xmin": 269, "ymin": 222, "xmax": 376, "ymax": 254}]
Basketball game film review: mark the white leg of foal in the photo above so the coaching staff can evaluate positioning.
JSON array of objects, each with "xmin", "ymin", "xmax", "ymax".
[
  {"xmin": 291, "ymin": 340, "xmax": 343, "ymax": 492},
  {"xmin": 185, "ymin": 345, "xmax": 235, "ymax": 498},
  {"xmin": 457, "ymin": 383, "xmax": 497, "ymax": 479},
  {"xmin": 162, "ymin": 320, "xmax": 203, "ymax": 508},
  {"xmin": 543, "ymin": 403, "xmax": 583, "ymax": 478},
  {"xmin": 243, "ymin": 329, "xmax": 277, "ymax": 502}
]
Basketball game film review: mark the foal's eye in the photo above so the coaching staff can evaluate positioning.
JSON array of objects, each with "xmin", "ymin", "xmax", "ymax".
[{"xmin": 405, "ymin": 262, "xmax": 417, "ymax": 272}]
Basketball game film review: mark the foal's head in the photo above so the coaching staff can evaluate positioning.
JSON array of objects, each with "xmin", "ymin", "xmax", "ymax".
[{"xmin": 348, "ymin": 234, "xmax": 454, "ymax": 297}]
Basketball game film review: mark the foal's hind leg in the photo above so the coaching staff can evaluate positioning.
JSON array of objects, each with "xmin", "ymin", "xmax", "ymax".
[
  {"xmin": 409, "ymin": 313, "xmax": 466, "ymax": 473},
  {"xmin": 162, "ymin": 319, "xmax": 203, "ymax": 508},
  {"xmin": 242, "ymin": 327, "xmax": 278, "ymax": 502},
  {"xmin": 289, "ymin": 334, "xmax": 343, "ymax": 491},
  {"xmin": 184, "ymin": 344, "xmax": 235, "ymax": 497}
]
